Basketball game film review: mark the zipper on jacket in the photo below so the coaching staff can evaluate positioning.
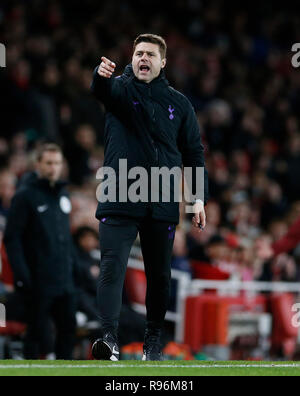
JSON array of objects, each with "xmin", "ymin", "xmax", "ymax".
[
  {"xmin": 148, "ymin": 86, "xmax": 158, "ymax": 163},
  {"xmin": 151, "ymin": 138, "xmax": 159, "ymax": 163},
  {"xmin": 155, "ymin": 146, "xmax": 158, "ymax": 162},
  {"xmin": 152, "ymin": 107, "xmax": 156, "ymax": 122}
]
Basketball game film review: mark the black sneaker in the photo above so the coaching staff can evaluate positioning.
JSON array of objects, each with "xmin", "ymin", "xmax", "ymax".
[
  {"xmin": 142, "ymin": 330, "xmax": 163, "ymax": 361},
  {"xmin": 92, "ymin": 333, "xmax": 120, "ymax": 361}
]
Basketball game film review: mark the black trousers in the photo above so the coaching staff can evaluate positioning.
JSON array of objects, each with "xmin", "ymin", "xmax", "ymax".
[
  {"xmin": 24, "ymin": 292, "xmax": 77, "ymax": 360},
  {"xmin": 97, "ymin": 213, "xmax": 176, "ymax": 335}
]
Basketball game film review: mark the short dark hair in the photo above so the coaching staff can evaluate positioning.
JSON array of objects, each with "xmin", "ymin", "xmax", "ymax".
[
  {"xmin": 133, "ymin": 34, "xmax": 167, "ymax": 59},
  {"xmin": 36, "ymin": 143, "xmax": 63, "ymax": 161},
  {"xmin": 73, "ymin": 226, "xmax": 99, "ymax": 246}
]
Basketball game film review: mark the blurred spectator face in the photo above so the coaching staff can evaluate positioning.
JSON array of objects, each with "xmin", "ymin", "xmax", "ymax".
[
  {"xmin": 78, "ymin": 231, "xmax": 99, "ymax": 253},
  {"xmin": 206, "ymin": 241, "xmax": 228, "ymax": 261},
  {"xmin": 236, "ymin": 247, "xmax": 254, "ymax": 267},
  {"xmin": 288, "ymin": 134, "xmax": 300, "ymax": 155},
  {"xmin": 75, "ymin": 125, "xmax": 96, "ymax": 151},
  {"xmin": 229, "ymin": 202, "xmax": 251, "ymax": 223},
  {"xmin": 64, "ymin": 57, "xmax": 81, "ymax": 80},
  {"xmin": 8, "ymin": 153, "xmax": 28, "ymax": 177},
  {"xmin": 286, "ymin": 116, "xmax": 299, "ymax": 136},
  {"xmin": 232, "ymin": 173, "xmax": 251, "ymax": 190},
  {"xmin": 132, "ymin": 42, "xmax": 166, "ymax": 83},
  {"xmin": 266, "ymin": 182, "xmax": 282, "ymax": 202},
  {"xmin": 273, "ymin": 254, "xmax": 297, "ymax": 281},
  {"xmin": 0, "ymin": 171, "xmax": 16, "ymax": 208},
  {"xmin": 231, "ymin": 151, "xmax": 251, "ymax": 174},
  {"xmin": 268, "ymin": 220, "xmax": 288, "ymax": 241},
  {"xmin": 43, "ymin": 63, "xmax": 60, "ymax": 87},
  {"xmin": 241, "ymin": 114, "xmax": 262, "ymax": 137},
  {"xmin": 11, "ymin": 132, "xmax": 27, "ymax": 152},
  {"xmin": 0, "ymin": 138, "xmax": 9, "ymax": 157},
  {"xmin": 208, "ymin": 100, "xmax": 231, "ymax": 126},
  {"xmin": 37, "ymin": 151, "xmax": 63, "ymax": 183},
  {"xmin": 12, "ymin": 59, "xmax": 31, "ymax": 89}
]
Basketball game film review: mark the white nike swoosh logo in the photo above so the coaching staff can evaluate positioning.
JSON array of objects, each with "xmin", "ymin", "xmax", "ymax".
[
  {"xmin": 112, "ymin": 346, "xmax": 119, "ymax": 355},
  {"xmin": 37, "ymin": 205, "xmax": 48, "ymax": 213}
]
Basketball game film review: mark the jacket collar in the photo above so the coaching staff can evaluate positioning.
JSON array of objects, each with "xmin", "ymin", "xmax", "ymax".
[
  {"xmin": 35, "ymin": 177, "xmax": 68, "ymax": 193},
  {"xmin": 122, "ymin": 64, "xmax": 169, "ymax": 89},
  {"xmin": 18, "ymin": 171, "xmax": 68, "ymax": 194}
]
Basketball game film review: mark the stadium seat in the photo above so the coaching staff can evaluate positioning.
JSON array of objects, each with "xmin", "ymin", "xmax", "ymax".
[
  {"xmin": 191, "ymin": 260, "xmax": 230, "ymax": 280},
  {"xmin": 270, "ymin": 293, "xmax": 298, "ymax": 358},
  {"xmin": 184, "ymin": 294, "xmax": 268, "ymax": 352},
  {"xmin": 0, "ymin": 243, "xmax": 14, "ymax": 287},
  {"xmin": 0, "ymin": 321, "xmax": 26, "ymax": 336},
  {"xmin": 125, "ymin": 268, "xmax": 147, "ymax": 305}
]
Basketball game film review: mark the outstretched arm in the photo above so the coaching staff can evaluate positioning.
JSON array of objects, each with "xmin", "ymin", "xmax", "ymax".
[{"xmin": 90, "ymin": 57, "xmax": 117, "ymax": 108}]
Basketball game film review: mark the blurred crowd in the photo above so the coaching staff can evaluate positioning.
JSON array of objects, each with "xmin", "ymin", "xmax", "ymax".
[{"xmin": 1, "ymin": 0, "xmax": 300, "ymax": 301}]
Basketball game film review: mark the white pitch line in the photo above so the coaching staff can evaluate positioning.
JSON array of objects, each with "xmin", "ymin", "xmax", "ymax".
[{"xmin": 0, "ymin": 364, "xmax": 300, "ymax": 369}]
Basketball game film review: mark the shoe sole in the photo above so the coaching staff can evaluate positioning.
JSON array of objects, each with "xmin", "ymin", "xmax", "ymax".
[{"xmin": 92, "ymin": 340, "xmax": 118, "ymax": 361}]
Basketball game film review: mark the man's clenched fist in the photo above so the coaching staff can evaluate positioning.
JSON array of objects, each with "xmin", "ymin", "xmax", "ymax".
[{"xmin": 98, "ymin": 57, "xmax": 116, "ymax": 78}]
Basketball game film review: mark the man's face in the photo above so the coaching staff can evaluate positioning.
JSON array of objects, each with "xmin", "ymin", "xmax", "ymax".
[
  {"xmin": 37, "ymin": 151, "xmax": 63, "ymax": 183},
  {"xmin": 132, "ymin": 42, "xmax": 166, "ymax": 83}
]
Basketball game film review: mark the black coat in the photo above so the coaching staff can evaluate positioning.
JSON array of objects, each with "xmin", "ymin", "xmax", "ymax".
[
  {"xmin": 91, "ymin": 64, "xmax": 209, "ymax": 224},
  {"xmin": 4, "ymin": 173, "xmax": 77, "ymax": 295}
]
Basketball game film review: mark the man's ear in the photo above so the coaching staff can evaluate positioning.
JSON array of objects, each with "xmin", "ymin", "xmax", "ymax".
[{"xmin": 161, "ymin": 58, "xmax": 167, "ymax": 69}]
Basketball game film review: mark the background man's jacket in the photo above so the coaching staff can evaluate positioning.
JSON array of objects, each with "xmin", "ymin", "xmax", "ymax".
[
  {"xmin": 91, "ymin": 64, "xmax": 209, "ymax": 224},
  {"xmin": 4, "ymin": 173, "xmax": 78, "ymax": 295}
]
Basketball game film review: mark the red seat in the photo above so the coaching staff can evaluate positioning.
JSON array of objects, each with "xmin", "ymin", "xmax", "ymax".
[
  {"xmin": 270, "ymin": 293, "xmax": 298, "ymax": 358},
  {"xmin": 125, "ymin": 268, "xmax": 147, "ymax": 305},
  {"xmin": 0, "ymin": 245, "xmax": 26, "ymax": 338},
  {"xmin": 191, "ymin": 260, "xmax": 230, "ymax": 280},
  {"xmin": 184, "ymin": 294, "xmax": 268, "ymax": 352},
  {"xmin": 0, "ymin": 321, "xmax": 26, "ymax": 336},
  {"xmin": 0, "ymin": 243, "xmax": 14, "ymax": 286}
]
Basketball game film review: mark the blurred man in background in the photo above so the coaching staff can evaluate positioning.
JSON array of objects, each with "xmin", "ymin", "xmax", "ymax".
[{"xmin": 4, "ymin": 144, "xmax": 78, "ymax": 359}]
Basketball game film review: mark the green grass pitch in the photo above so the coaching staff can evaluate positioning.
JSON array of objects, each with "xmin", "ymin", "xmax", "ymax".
[{"xmin": 0, "ymin": 360, "xmax": 300, "ymax": 376}]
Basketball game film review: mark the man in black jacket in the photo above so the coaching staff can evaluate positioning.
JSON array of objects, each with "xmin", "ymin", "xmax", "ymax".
[
  {"xmin": 4, "ymin": 144, "xmax": 77, "ymax": 359},
  {"xmin": 91, "ymin": 34, "xmax": 209, "ymax": 361}
]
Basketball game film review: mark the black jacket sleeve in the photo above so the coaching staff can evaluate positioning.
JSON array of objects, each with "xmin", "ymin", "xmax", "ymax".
[
  {"xmin": 3, "ymin": 191, "xmax": 32, "ymax": 290},
  {"xmin": 177, "ymin": 99, "xmax": 209, "ymax": 205},
  {"xmin": 90, "ymin": 66, "xmax": 118, "ymax": 110}
]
